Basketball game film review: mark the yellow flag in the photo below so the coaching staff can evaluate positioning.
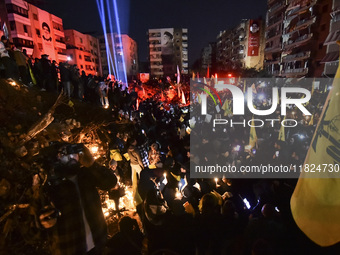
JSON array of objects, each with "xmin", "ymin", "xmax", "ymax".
[
  {"xmin": 170, "ymin": 172, "xmax": 181, "ymax": 181},
  {"xmin": 308, "ymin": 115, "xmax": 314, "ymax": 126},
  {"xmin": 249, "ymin": 117, "xmax": 257, "ymax": 148},
  {"xmin": 68, "ymin": 100, "xmax": 74, "ymax": 108},
  {"xmin": 222, "ymin": 99, "xmax": 232, "ymax": 116},
  {"xmin": 221, "ymin": 99, "xmax": 229, "ymax": 111},
  {"xmin": 110, "ymin": 149, "xmax": 123, "ymax": 161},
  {"xmin": 278, "ymin": 116, "xmax": 285, "ymax": 141},
  {"xmin": 198, "ymin": 93, "xmax": 202, "ymax": 104},
  {"xmin": 311, "ymin": 78, "xmax": 315, "ymax": 95},
  {"xmin": 28, "ymin": 65, "xmax": 37, "ymax": 85},
  {"xmin": 243, "ymin": 80, "xmax": 246, "ymax": 93},
  {"xmin": 290, "ymin": 59, "xmax": 340, "ymax": 247}
]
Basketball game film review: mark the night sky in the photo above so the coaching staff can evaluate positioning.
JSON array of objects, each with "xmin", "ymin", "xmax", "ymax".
[{"xmin": 42, "ymin": 0, "xmax": 268, "ymax": 66}]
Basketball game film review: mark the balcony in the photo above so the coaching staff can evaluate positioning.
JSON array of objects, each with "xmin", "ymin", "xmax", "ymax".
[
  {"xmin": 54, "ymin": 29, "xmax": 64, "ymax": 37},
  {"xmin": 270, "ymin": 70, "xmax": 281, "ymax": 76},
  {"xmin": 57, "ymin": 52, "xmax": 68, "ymax": 60},
  {"xmin": 283, "ymin": 33, "xmax": 313, "ymax": 50},
  {"xmin": 264, "ymin": 58, "xmax": 280, "ymax": 65},
  {"xmin": 267, "ymin": 16, "xmax": 284, "ymax": 30},
  {"xmin": 265, "ymin": 44, "xmax": 282, "ymax": 53},
  {"xmin": 296, "ymin": 16, "xmax": 316, "ymax": 30},
  {"xmin": 282, "ymin": 67, "xmax": 308, "ymax": 77},
  {"xmin": 286, "ymin": 16, "xmax": 316, "ymax": 35},
  {"xmin": 268, "ymin": 2, "xmax": 285, "ymax": 15},
  {"xmin": 266, "ymin": 32, "xmax": 282, "ymax": 42},
  {"xmin": 55, "ymin": 42, "xmax": 66, "ymax": 50},
  {"xmin": 287, "ymin": 0, "xmax": 316, "ymax": 17},
  {"xmin": 6, "ymin": 4, "xmax": 29, "ymax": 18},
  {"xmin": 282, "ymin": 51, "xmax": 311, "ymax": 62}
]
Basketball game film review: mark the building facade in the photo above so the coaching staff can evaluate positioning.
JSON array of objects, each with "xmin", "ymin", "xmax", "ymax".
[
  {"xmin": 99, "ymin": 33, "xmax": 138, "ymax": 81},
  {"xmin": 264, "ymin": 0, "xmax": 286, "ymax": 76},
  {"xmin": 148, "ymin": 28, "xmax": 188, "ymax": 77},
  {"xmin": 0, "ymin": 0, "xmax": 67, "ymax": 62},
  {"xmin": 200, "ymin": 42, "xmax": 217, "ymax": 76},
  {"xmin": 216, "ymin": 19, "xmax": 265, "ymax": 74},
  {"xmin": 64, "ymin": 29, "xmax": 102, "ymax": 76},
  {"xmin": 265, "ymin": 0, "xmax": 332, "ymax": 78},
  {"xmin": 322, "ymin": 0, "xmax": 340, "ymax": 76}
]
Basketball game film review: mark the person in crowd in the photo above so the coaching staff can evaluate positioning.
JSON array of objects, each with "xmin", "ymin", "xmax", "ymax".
[
  {"xmin": 127, "ymin": 138, "xmax": 144, "ymax": 201},
  {"xmin": 33, "ymin": 58, "xmax": 43, "ymax": 87},
  {"xmin": 51, "ymin": 60, "xmax": 59, "ymax": 92},
  {"xmin": 1, "ymin": 35, "xmax": 11, "ymax": 51},
  {"xmin": 12, "ymin": 46, "xmax": 29, "ymax": 84},
  {"xmin": 148, "ymin": 143, "xmax": 161, "ymax": 168},
  {"xmin": 0, "ymin": 38, "xmax": 10, "ymax": 78},
  {"xmin": 59, "ymin": 62, "xmax": 72, "ymax": 98},
  {"xmin": 98, "ymin": 78, "xmax": 109, "ymax": 108},
  {"xmin": 70, "ymin": 64, "xmax": 82, "ymax": 99},
  {"xmin": 106, "ymin": 216, "xmax": 144, "ymax": 255},
  {"xmin": 39, "ymin": 54, "xmax": 51, "ymax": 91},
  {"xmin": 0, "ymin": 37, "xmax": 19, "ymax": 80},
  {"xmin": 35, "ymin": 142, "xmax": 117, "ymax": 255}
]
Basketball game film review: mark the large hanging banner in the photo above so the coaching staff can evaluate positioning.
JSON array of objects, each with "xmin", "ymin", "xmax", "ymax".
[
  {"xmin": 37, "ymin": 9, "xmax": 56, "ymax": 60},
  {"xmin": 160, "ymin": 28, "xmax": 175, "ymax": 76},
  {"xmin": 248, "ymin": 19, "xmax": 261, "ymax": 57}
]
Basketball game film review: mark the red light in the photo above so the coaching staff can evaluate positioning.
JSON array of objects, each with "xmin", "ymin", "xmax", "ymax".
[{"xmin": 227, "ymin": 73, "xmax": 233, "ymax": 78}]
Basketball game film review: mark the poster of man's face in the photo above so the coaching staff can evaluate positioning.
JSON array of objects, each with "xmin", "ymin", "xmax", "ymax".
[
  {"xmin": 250, "ymin": 22, "xmax": 260, "ymax": 34},
  {"xmin": 42, "ymin": 22, "xmax": 51, "ymax": 42},
  {"xmin": 161, "ymin": 28, "xmax": 174, "ymax": 47}
]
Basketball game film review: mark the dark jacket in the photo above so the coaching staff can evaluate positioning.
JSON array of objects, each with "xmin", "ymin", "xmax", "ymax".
[{"xmin": 46, "ymin": 163, "xmax": 117, "ymax": 255}]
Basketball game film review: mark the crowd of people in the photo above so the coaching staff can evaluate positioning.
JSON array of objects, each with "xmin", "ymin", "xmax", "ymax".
[
  {"xmin": 101, "ymin": 85, "xmax": 331, "ymax": 255},
  {"xmin": 1, "ymin": 35, "xmax": 338, "ymax": 255}
]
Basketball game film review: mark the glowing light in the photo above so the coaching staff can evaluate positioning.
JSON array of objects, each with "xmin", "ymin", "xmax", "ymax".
[
  {"xmin": 67, "ymin": 56, "xmax": 72, "ymax": 61},
  {"xmin": 298, "ymin": 134, "xmax": 305, "ymax": 140},
  {"xmin": 175, "ymin": 188, "xmax": 182, "ymax": 199},
  {"xmin": 96, "ymin": 0, "xmax": 118, "ymax": 80},
  {"xmin": 227, "ymin": 73, "xmax": 232, "ymax": 78},
  {"xmin": 243, "ymin": 198, "xmax": 251, "ymax": 209},
  {"xmin": 258, "ymin": 93, "xmax": 265, "ymax": 100},
  {"xmin": 90, "ymin": 145, "xmax": 99, "ymax": 154},
  {"xmin": 162, "ymin": 173, "xmax": 168, "ymax": 185},
  {"xmin": 102, "ymin": 185, "xmax": 136, "ymax": 218},
  {"xmin": 9, "ymin": 81, "xmax": 17, "ymax": 86},
  {"xmin": 106, "ymin": 1, "xmax": 120, "ymax": 79},
  {"xmin": 234, "ymin": 145, "xmax": 241, "ymax": 152},
  {"xmin": 214, "ymin": 178, "xmax": 218, "ymax": 183},
  {"xmin": 112, "ymin": 0, "xmax": 127, "ymax": 86}
]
